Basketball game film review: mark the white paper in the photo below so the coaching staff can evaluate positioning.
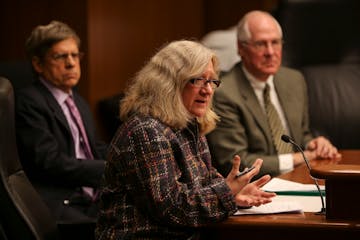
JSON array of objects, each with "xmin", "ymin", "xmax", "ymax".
[
  {"xmin": 275, "ymin": 195, "xmax": 325, "ymax": 213},
  {"xmin": 233, "ymin": 178, "xmax": 326, "ymax": 215},
  {"xmin": 234, "ymin": 198, "xmax": 303, "ymax": 215},
  {"xmin": 262, "ymin": 177, "xmax": 325, "ymax": 193}
]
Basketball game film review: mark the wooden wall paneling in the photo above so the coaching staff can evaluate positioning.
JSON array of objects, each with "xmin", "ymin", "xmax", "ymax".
[{"xmin": 87, "ymin": 0, "xmax": 205, "ymax": 139}]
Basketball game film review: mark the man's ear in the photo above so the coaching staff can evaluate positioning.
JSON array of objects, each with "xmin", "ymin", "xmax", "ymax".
[{"xmin": 32, "ymin": 56, "xmax": 43, "ymax": 74}]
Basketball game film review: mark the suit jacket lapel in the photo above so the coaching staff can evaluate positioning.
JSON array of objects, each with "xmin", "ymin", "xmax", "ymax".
[
  {"xmin": 273, "ymin": 72, "xmax": 297, "ymax": 138},
  {"xmin": 236, "ymin": 66, "xmax": 272, "ymax": 140},
  {"xmin": 36, "ymin": 81, "xmax": 71, "ymax": 132}
]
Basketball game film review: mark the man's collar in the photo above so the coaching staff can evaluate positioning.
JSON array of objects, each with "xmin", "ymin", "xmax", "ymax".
[
  {"xmin": 241, "ymin": 65, "xmax": 274, "ymax": 91},
  {"xmin": 39, "ymin": 77, "xmax": 73, "ymax": 103}
]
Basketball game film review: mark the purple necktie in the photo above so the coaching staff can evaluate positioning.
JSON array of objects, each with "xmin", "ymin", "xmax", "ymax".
[
  {"xmin": 65, "ymin": 96, "xmax": 97, "ymax": 200},
  {"xmin": 65, "ymin": 96, "xmax": 94, "ymax": 159}
]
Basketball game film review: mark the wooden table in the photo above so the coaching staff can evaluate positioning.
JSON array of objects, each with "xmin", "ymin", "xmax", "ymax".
[{"xmin": 200, "ymin": 150, "xmax": 360, "ymax": 240}]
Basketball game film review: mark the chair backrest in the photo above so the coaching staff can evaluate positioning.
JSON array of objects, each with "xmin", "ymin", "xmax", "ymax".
[
  {"xmin": 97, "ymin": 92, "xmax": 125, "ymax": 142},
  {"xmin": 0, "ymin": 60, "xmax": 35, "ymax": 90},
  {"xmin": 301, "ymin": 64, "xmax": 360, "ymax": 149},
  {"xmin": 0, "ymin": 77, "xmax": 59, "ymax": 240},
  {"xmin": 274, "ymin": 0, "xmax": 360, "ymax": 149}
]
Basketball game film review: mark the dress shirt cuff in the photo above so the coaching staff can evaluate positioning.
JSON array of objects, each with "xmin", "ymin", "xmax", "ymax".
[{"xmin": 279, "ymin": 153, "xmax": 294, "ymax": 174}]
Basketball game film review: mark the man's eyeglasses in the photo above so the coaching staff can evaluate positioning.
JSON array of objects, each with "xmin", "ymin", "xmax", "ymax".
[
  {"xmin": 50, "ymin": 52, "xmax": 84, "ymax": 63},
  {"xmin": 242, "ymin": 39, "xmax": 284, "ymax": 52},
  {"xmin": 188, "ymin": 77, "xmax": 221, "ymax": 89}
]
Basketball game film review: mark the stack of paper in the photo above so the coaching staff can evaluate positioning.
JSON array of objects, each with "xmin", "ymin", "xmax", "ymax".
[
  {"xmin": 261, "ymin": 177, "xmax": 325, "ymax": 196},
  {"xmin": 234, "ymin": 178, "xmax": 326, "ymax": 215}
]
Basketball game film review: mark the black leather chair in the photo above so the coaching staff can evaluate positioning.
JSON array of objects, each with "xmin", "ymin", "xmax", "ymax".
[
  {"xmin": 97, "ymin": 92, "xmax": 124, "ymax": 142},
  {"xmin": 302, "ymin": 64, "xmax": 360, "ymax": 149},
  {"xmin": 0, "ymin": 76, "xmax": 59, "ymax": 240},
  {"xmin": 275, "ymin": 0, "xmax": 360, "ymax": 149},
  {"xmin": 0, "ymin": 61, "xmax": 35, "ymax": 90}
]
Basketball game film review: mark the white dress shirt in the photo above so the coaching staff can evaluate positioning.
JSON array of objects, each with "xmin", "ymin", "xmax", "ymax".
[{"xmin": 242, "ymin": 67, "xmax": 294, "ymax": 173}]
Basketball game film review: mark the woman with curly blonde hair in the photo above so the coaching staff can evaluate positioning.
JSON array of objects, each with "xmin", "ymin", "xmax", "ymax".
[{"xmin": 96, "ymin": 40, "xmax": 275, "ymax": 240}]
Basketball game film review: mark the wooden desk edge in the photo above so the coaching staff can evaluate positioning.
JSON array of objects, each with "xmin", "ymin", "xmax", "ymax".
[
  {"xmin": 311, "ymin": 164, "xmax": 360, "ymax": 180},
  {"xmin": 207, "ymin": 212, "xmax": 360, "ymax": 230}
]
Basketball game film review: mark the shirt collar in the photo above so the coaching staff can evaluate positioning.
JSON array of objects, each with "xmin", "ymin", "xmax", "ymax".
[
  {"xmin": 39, "ymin": 77, "xmax": 73, "ymax": 104},
  {"xmin": 241, "ymin": 65, "xmax": 274, "ymax": 91}
]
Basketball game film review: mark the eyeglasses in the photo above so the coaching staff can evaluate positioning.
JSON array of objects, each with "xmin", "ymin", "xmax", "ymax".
[
  {"xmin": 242, "ymin": 39, "xmax": 284, "ymax": 52},
  {"xmin": 188, "ymin": 77, "xmax": 221, "ymax": 89},
  {"xmin": 49, "ymin": 52, "xmax": 84, "ymax": 63}
]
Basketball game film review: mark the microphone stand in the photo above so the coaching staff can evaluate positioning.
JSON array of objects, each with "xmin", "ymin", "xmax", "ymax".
[{"xmin": 281, "ymin": 135, "xmax": 326, "ymax": 215}]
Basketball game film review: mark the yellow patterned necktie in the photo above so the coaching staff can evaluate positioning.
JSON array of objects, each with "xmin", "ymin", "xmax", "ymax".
[{"xmin": 263, "ymin": 84, "xmax": 293, "ymax": 154}]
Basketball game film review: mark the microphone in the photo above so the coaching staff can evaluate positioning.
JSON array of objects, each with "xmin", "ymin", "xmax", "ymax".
[{"xmin": 281, "ymin": 134, "xmax": 326, "ymax": 214}]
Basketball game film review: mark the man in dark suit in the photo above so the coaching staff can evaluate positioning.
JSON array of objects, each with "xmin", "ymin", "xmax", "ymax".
[
  {"xmin": 15, "ymin": 21, "xmax": 107, "ymax": 222},
  {"xmin": 207, "ymin": 11, "xmax": 340, "ymax": 178}
]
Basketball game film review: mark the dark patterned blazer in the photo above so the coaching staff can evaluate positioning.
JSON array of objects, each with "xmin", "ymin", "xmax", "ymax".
[{"xmin": 96, "ymin": 114, "xmax": 236, "ymax": 239}]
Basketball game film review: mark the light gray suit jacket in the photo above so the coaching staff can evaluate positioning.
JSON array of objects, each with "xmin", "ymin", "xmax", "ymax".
[{"xmin": 207, "ymin": 63, "xmax": 313, "ymax": 177}]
